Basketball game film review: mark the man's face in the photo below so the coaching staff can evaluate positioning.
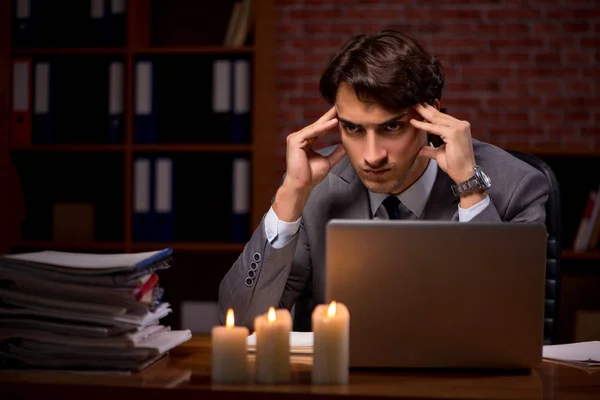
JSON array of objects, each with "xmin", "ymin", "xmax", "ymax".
[{"xmin": 335, "ymin": 83, "xmax": 429, "ymax": 194}]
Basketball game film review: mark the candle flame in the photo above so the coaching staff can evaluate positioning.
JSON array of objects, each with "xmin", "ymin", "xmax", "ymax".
[
  {"xmin": 268, "ymin": 307, "xmax": 276, "ymax": 322},
  {"xmin": 328, "ymin": 301, "xmax": 337, "ymax": 318},
  {"xmin": 226, "ymin": 308, "xmax": 235, "ymax": 328}
]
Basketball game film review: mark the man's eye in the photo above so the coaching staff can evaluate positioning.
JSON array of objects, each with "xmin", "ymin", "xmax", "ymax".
[
  {"xmin": 343, "ymin": 124, "xmax": 361, "ymax": 133},
  {"xmin": 385, "ymin": 123, "xmax": 403, "ymax": 131}
]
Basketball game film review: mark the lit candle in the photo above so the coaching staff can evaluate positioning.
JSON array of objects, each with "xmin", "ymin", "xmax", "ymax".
[
  {"xmin": 211, "ymin": 308, "xmax": 249, "ymax": 384},
  {"xmin": 254, "ymin": 306, "xmax": 292, "ymax": 384},
  {"xmin": 312, "ymin": 301, "xmax": 350, "ymax": 384}
]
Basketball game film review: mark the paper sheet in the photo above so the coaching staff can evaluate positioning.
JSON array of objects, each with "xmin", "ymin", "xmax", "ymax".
[
  {"xmin": 247, "ymin": 331, "xmax": 313, "ymax": 354},
  {"xmin": 542, "ymin": 341, "xmax": 600, "ymax": 367}
]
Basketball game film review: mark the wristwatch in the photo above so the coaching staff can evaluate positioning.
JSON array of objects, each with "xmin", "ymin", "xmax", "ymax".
[{"xmin": 451, "ymin": 165, "xmax": 492, "ymax": 197}]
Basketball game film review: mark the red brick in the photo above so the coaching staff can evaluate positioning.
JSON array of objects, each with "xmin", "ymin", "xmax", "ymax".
[
  {"xmin": 504, "ymin": 24, "xmax": 530, "ymax": 35},
  {"xmin": 565, "ymin": 112, "xmax": 591, "ymax": 121},
  {"xmin": 343, "ymin": 9, "xmax": 400, "ymax": 19},
  {"xmin": 581, "ymin": 128, "xmax": 600, "ymax": 137},
  {"xmin": 534, "ymin": 53, "xmax": 561, "ymax": 64},
  {"xmin": 504, "ymin": 53, "xmax": 531, "ymax": 63},
  {"xmin": 531, "ymin": 81, "xmax": 562, "ymax": 94},
  {"xmin": 516, "ymin": 67, "xmax": 578, "ymax": 78},
  {"xmin": 440, "ymin": 53, "xmax": 476, "ymax": 65},
  {"xmin": 428, "ymin": 9, "xmax": 483, "ymax": 19},
  {"xmin": 305, "ymin": 24, "xmax": 331, "ymax": 34},
  {"xmin": 487, "ymin": 97, "xmax": 542, "ymax": 108},
  {"xmin": 279, "ymin": 68, "xmax": 320, "ymax": 78},
  {"xmin": 475, "ymin": 53, "xmax": 502, "ymax": 64},
  {"xmin": 490, "ymin": 39, "xmax": 544, "ymax": 49},
  {"xmin": 288, "ymin": 10, "xmax": 342, "ymax": 19},
  {"xmin": 276, "ymin": 81, "xmax": 300, "ymax": 92},
  {"xmin": 461, "ymin": 67, "xmax": 513, "ymax": 78},
  {"xmin": 546, "ymin": 9, "xmax": 600, "ymax": 19},
  {"xmin": 278, "ymin": 24, "xmax": 303, "ymax": 36},
  {"xmin": 441, "ymin": 97, "xmax": 484, "ymax": 109},
  {"xmin": 430, "ymin": 38, "xmax": 489, "ymax": 52},
  {"xmin": 486, "ymin": 9, "xmax": 542, "ymax": 19},
  {"xmin": 565, "ymin": 52, "xmax": 593, "ymax": 64},
  {"xmin": 581, "ymin": 38, "xmax": 600, "ymax": 48},
  {"xmin": 532, "ymin": 23, "xmax": 561, "ymax": 35},
  {"xmin": 472, "ymin": 23, "xmax": 504, "ymax": 36},
  {"xmin": 303, "ymin": 81, "xmax": 320, "ymax": 92},
  {"xmin": 564, "ymin": 22, "xmax": 591, "ymax": 33},
  {"xmin": 533, "ymin": 112, "xmax": 562, "ymax": 124}
]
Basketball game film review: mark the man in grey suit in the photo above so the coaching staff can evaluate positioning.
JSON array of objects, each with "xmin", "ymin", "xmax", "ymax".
[{"xmin": 219, "ymin": 30, "xmax": 550, "ymax": 330}]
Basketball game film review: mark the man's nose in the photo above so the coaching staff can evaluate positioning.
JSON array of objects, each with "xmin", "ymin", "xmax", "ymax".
[{"xmin": 363, "ymin": 133, "xmax": 387, "ymax": 168}]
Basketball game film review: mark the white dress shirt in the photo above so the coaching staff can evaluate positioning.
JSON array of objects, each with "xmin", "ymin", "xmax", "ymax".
[{"xmin": 265, "ymin": 159, "xmax": 490, "ymax": 249}]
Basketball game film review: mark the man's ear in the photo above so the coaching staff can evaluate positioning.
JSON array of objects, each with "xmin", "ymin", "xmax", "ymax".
[{"xmin": 433, "ymin": 99, "xmax": 441, "ymax": 111}]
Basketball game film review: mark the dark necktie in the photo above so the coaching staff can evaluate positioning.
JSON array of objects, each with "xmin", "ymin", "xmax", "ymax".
[
  {"xmin": 382, "ymin": 195, "xmax": 401, "ymax": 220},
  {"xmin": 382, "ymin": 195, "xmax": 417, "ymax": 220}
]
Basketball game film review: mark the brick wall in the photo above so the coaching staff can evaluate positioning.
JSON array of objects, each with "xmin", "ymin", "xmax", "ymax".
[{"xmin": 273, "ymin": 0, "xmax": 599, "ymax": 179}]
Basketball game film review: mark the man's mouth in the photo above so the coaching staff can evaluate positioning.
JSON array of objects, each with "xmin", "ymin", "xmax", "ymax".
[{"xmin": 363, "ymin": 168, "xmax": 391, "ymax": 177}]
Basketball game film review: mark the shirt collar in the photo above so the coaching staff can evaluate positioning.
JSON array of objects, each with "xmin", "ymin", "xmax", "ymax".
[{"xmin": 368, "ymin": 158, "xmax": 438, "ymax": 218}]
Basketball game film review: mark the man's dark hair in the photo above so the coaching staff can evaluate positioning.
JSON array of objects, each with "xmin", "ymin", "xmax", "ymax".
[{"xmin": 319, "ymin": 30, "xmax": 444, "ymax": 110}]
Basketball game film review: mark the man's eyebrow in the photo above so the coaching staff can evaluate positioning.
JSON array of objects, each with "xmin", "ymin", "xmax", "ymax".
[{"xmin": 337, "ymin": 113, "xmax": 408, "ymax": 127}]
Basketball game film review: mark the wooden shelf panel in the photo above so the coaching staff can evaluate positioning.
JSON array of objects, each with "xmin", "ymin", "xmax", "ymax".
[
  {"xmin": 132, "ymin": 144, "xmax": 252, "ymax": 152},
  {"xmin": 11, "ymin": 48, "xmax": 127, "ymax": 55},
  {"xmin": 10, "ymin": 144, "xmax": 253, "ymax": 153},
  {"xmin": 9, "ymin": 241, "xmax": 127, "ymax": 251},
  {"xmin": 562, "ymin": 249, "xmax": 600, "ymax": 260},
  {"xmin": 131, "ymin": 242, "xmax": 245, "ymax": 252},
  {"xmin": 10, "ymin": 241, "xmax": 246, "ymax": 253},
  {"xmin": 11, "ymin": 144, "xmax": 126, "ymax": 152},
  {"xmin": 133, "ymin": 46, "xmax": 253, "ymax": 54}
]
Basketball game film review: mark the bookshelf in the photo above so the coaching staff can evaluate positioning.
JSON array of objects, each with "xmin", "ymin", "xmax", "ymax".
[{"xmin": 0, "ymin": 0, "xmax": 276, "ymax": 328}]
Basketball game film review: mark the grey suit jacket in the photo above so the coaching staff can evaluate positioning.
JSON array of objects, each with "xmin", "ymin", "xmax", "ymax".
[{"xmin": 218, "ymin": 139, "xmax": 550, "ymax": 330}]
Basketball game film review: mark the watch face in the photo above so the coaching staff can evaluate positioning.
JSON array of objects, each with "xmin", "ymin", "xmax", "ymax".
[{"xmin": 475, "ymin": 167, "xmax": 492, "ymax": 188}]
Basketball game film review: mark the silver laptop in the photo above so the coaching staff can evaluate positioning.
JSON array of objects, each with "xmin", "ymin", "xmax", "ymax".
[{"xmin": 324, "ymin": 219, "xmax": 547, "ymax": 370}]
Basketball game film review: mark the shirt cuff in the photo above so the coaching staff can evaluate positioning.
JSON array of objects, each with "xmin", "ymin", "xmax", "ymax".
[
  {"xmin": 264, "ymin": 206, "xmax": 301, "ymax": 249},
  {"xmin": 458, "ymin": 194, "xmax": 490, "ymax": 222}
]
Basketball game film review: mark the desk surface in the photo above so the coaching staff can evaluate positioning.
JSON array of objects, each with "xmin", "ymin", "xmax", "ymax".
[{"xmin": 1, "ymin": 335, "xmax": 599, "ymax": 400}]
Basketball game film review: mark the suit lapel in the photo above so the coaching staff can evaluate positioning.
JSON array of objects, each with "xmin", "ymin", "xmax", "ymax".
[
  {"xmin": 328, "ymin": 158, "xmax": 371, "ymax": 220},
  {"xmin": 422, "ymin": 166, "xmax": 459, "ymax": 220}
]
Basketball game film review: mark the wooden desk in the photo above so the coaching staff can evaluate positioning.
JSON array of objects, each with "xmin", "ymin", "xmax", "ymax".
[{"xmin": 1, "ymin": 335, "xmax": 599, "ymax": 400}]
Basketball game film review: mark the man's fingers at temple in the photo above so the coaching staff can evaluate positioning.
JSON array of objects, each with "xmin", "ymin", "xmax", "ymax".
[
  {"xmin": 299, "ymin": 118, "xmax": 338, "ymax": 140},
  {"xmin": 410, "ymin": 119, "xmax": 448, "ymax": 136},
  {"xmin": 415, "ymin": 103, "xmax": 455, "ymax": 126},
  {"xmin": 316, "ymin": 106, "xmax": 337, "ymax": 123}
]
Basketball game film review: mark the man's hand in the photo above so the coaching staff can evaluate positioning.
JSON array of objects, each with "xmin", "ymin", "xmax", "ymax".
[
  {"xmin": 273, "ymin": 106, "xmax": 347, "ymax": 222},
  {"xmin": 410, "ymin": 103, "xmax": 485, "ymax": 208}
]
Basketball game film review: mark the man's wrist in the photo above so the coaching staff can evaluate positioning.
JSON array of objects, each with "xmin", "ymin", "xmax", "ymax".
[
  {"xmin": 272, "ymin": 183, "xmax": 311, "ymax": 223},
  {"xmin": 459, "ymin": 189, "xmax": 487, "ymax": 209}
]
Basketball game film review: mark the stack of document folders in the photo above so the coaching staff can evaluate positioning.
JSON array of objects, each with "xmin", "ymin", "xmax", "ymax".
[{"xmin": 0, "ymin": 248, "xmax": 191, "ymax": 372}]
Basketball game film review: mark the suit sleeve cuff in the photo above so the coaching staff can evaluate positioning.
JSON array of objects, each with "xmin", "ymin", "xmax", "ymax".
[
  {"xmin": 458, "ymin": 194, "xmax": 491, "ymax": 222},
  {"xmin": 264, "ymin": 206, "xmax": 301, "ymax": 248}
]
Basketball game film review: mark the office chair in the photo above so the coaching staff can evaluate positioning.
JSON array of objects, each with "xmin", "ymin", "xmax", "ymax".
[{"xmin": 508, "ymin": 150, "xmax": 561, "ymax": 345}]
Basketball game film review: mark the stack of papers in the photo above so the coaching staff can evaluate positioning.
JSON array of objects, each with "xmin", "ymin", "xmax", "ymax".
[
  {"xmin": 543, "ymin": 341, "xmax": 600, "ymax": 368},
  {"xmin": 0, "ymin": 248, "xmax": 191, "ymax": 372}
]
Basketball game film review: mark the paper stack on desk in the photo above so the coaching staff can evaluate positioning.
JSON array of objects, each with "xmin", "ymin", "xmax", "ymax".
[
  {"xmin": 0, "ymin": 248, "xmax": 191, "ymax": 372},
  {"xmin": 543, "ymin": 341, "xmax": 600, "ymax": 368}
]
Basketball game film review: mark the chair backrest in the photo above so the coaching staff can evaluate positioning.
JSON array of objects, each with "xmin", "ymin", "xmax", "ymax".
[{"xmin": 507, "ymin": 150, "xmax": 561, "ymax": 345}]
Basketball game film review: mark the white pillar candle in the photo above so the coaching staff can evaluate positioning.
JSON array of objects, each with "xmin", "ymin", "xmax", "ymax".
[
  {"xmin": 254, "ymin": 307, "xmax": 292, "ymax": 384},
  {"xmin": 312, "ymin": 301, "xmax": 350, "ymax": 385},
  {"xmin": 211, "ymin": 308, "xmax": 249, "ymax": 384}
]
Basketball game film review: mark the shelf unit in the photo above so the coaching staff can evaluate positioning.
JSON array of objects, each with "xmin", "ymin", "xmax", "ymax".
[
  {"xmin": 0, "ymin": 0, "xmax": 276, "ymax": 328},
  {"xmin": 1, "ymin": 0, "xmax": 276, "ymax": 255}
]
